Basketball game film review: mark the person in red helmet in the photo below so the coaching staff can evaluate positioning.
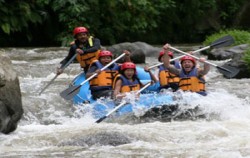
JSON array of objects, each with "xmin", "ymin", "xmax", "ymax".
[
  {"xmin": 57, "ymin": 26, "xmax": 101, "ymax": 74},
  {"xmin": 86, "ymin": 50, "xmax": 131, "ymax": 100},
  {"xmin": 113, "ymin": 62, "xmax": 157, "ymax": 99},
  {"xmin": 162, "ymin": 43, "xmax": 210, "ymax": 96},
  {"xmin": 155, "ymin": 50, "xmax": 181, "ymax": 91},
  {"xmin": 158, "ymin": 50, "xmax": 181, "ymax": 69}
]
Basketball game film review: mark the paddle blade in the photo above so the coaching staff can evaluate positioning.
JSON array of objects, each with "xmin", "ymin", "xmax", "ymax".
[
  {"xmin": 217, "ymin": 65, "xmax": 240, "ymax": 78},
  {"xmin": 60, "ymin": 85, "xmax": 81, "ymax": 100},
  {"xmin": 210, "ymin": 35, "xmax": 234, "ymax": 48}
]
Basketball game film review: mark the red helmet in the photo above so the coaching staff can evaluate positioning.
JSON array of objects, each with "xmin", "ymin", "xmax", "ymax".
[
  {"xmin": 121, "ymin": 62, "xmax": 136, "ymax": 71},
  {"xmin": 98, "ymin": 50, "xmax": 113, "ymax": 59},
  {"xmin": 168, "ymin": 51, "xmax": 173, "ymax": 58},
  {"xmin": 158, "ymin": 51, "xmax": 173, "ymax": 62},
  {"xmin": 73, "ymin": 27, "xmax": 88, "ymax": 36},
  {"xmin": 180, "ymin": 56, "xmax": 196, "ymax": 65}
]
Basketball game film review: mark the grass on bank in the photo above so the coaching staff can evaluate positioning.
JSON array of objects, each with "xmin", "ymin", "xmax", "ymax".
[{"xmin": 203, "ymin": 29, "xmax": 250, "ymax": 70}]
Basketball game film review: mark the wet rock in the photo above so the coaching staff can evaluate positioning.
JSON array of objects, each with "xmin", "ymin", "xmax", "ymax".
[
  {"xmin": 133, "ymin": 41, "xmax": 161, "ymax": 57},
  {"xmin": 58, "ymin": 131, "xmax": 132, "ymax": 147},
  {"xmin": 0, "ymin": 51, "xmax": 23, "ymax": 134},
  {"xmin": 209, "ymin": 44, "xmax": 249, "ymax": 60},
  {"xmin": 107, "ymin": 42, "xmax": 160, "ymax": 63},
  {"xmin": 222, "ymin": 52, "xmax": 250, "ymax": 78},
  {"xmin": 0, "ymin": 72, "xmax": 6, "ymax": 87},
  {"xmin": 209, "ymin": 44, "xmax": 250, "ymax": 78}
]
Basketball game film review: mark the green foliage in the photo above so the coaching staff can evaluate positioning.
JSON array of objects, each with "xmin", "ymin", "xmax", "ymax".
[
  {"xmin": 0, "ymin": 1, "xmax": 43, "ymax": 34},
  {"xmin": 49, "ymin": 0, "xmax": 100, "ymax": 45},
  {"xmin": 215, "ymin": 0, "xmax": 246, "ymax": 26},
  {"xmin": 243, "ymin": 48, "xmax": 250, "ymax": 70},
  {"xmin": 48, "ymin": 0, "xmax": 176, "ymax": 45},
  {"xmin": 204, "ymin": 29, "xmax": 250, "ymax": 70},
  {"xmin": 0, "ymin": 0, "xmax": 249, "ymax": 46},
  {"xmin": 160, "ymin": 0, "xmax": 217, "ymax": 42},
  {"xmin": 203, "ymin": 29, "xmax": 250, "ymax": 46}
]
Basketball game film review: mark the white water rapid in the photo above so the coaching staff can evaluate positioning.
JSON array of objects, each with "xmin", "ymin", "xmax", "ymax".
[{"xmin": 0, "ymin": 47, "xmax": 250, "ymax": 158}]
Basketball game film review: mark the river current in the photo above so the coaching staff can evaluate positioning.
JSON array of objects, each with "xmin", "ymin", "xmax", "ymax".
[{"xmin": 0, "ymin": 47, "xmax": 250, "ymax": 158}]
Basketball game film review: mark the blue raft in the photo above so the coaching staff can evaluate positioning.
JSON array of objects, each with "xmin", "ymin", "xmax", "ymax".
[
  {"xmin": 71, "ymin": 67, "xmax": 174, "ymax": 118},
  {"xmin": 91, "ymin": 93, "xmax": 174, "ymax": 119}
]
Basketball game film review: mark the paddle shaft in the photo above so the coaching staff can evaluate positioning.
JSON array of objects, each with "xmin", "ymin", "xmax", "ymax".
[
  {"xmin": 148, "ymin": 35, "xmax": 234, "ymax": 70},
  {"xmin": 169, "ymin": 46, "xmax": 232, "ymax": 73},
  {"xmin": 148, "ymin": 46, "xmax": 210, "ymax": 70},
  {"xmin": 39, "ymin": 74, "xmax": 59, "ymax": 95},
  {"xmin": 170, "ymin": 46, "xmax": 216, "ymax": 67},
  {"xmin": 61, "ymin": 53, "xmax": 78, "ymax": 70},
  {"xmin": 60, "ymin": 53, "xmax": 126, "ymax": 100},
  {"xmin": 79, "ymin": 53, "xmax": 126, "ymax": 86},
  {"xmin": 95, "ymin": 82, "xmax": 151, "ymax": 123},
  {"xmin": 39, "ymin": 53, "xmax": 77, "ymax": 95}
]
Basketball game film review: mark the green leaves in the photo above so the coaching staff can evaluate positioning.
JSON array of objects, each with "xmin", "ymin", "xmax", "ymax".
[
  {"xmin": 204, "ymin": 30, "xmax": 250, "ymax": 46},
  {"xmin": 243, "ymin": 48, "xmax": 250, "ymax": 71},
  {"xmin": 0, "ymin": 0, "xmax": 249, "ymax": 46},
  {"xmin": 0, "ymin": 1, "xmax": 43, "ymax": 34},
  {"xmin": 204, "ymin": 29, "xmax": 250, "ymax": 71},
  {"xmin": 1, "ymin": 23, "xmax": 10, "ymax": 34}
]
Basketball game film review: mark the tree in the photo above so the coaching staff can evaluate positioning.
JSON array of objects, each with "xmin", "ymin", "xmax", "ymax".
[
  {"xmin": 0, "ymin": 1, "xmax": 43, "ymax": 40},
  {"xmin": 0, "ymin": 0, "xmax": 248, "ymax": 46}
]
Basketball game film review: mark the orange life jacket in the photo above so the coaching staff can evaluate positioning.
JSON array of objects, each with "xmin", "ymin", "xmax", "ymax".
[
  {"xmin": 76, "ymin": 36, "xmax": 100, "ymax": 68},
  {"xmin": 179, "ymin": 68, "xmax": 206, "ymax": 93},
  {"xmin": 89, "ymin": 61, "xmax": 119, "ymax": 91},
  {"xmin": 158, "ymin": 65, "xmax": 180, "ymax": 87},
  {"xmin": 113, "ymin": 74, "xmax": 141, "ymax": 93}
]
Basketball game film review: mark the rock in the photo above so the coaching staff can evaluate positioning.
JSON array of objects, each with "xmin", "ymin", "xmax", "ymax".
[
  {"xmin": 0, "ymin": 72, "xmax": 6, "ymax": 87},
  {"xmin": 209, "ymin": 44, "xmax": 249, "ymax": 60},
  {"xmin": 209, "ymin": 44, "xmax": 250, "ymax": 78},
  {"xmin": 0, "ymin": 51, "xmax": 23, "ymax": 134},
  {"xmin": 133, "ymin": 41, "xmax": 161, "ymax": 57},
  {"xmin": 222, "ymin": 52, "xmax": 250, "ymax": 78},
  {"xmin": 107, "ymin": 42, "xmax": 161, "ymax": 63},
  {"xmin": 58, "ymin": 131, "xmax": 132, "ymax": 147}
]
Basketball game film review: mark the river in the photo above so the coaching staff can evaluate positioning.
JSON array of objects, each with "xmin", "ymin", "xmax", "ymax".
[{"xmin": 0, "ymin": 47, "xmax": 250, "ymax": 158}]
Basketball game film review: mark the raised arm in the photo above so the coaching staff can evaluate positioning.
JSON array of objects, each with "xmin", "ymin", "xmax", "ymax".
[
  {"xmin": 162, "ymin": 44, "xmax": 180, "ymax": 75},
  {"xmin": 198, "ymin": 58, "xmax": 210, "ymax": 76},
  {"xmin": 144, "ymin": 66, "xmax": 158, "ymax": 83},
  {"xmin": 123, "ymin": 50, "xmax": 131, "ymax": 62}
]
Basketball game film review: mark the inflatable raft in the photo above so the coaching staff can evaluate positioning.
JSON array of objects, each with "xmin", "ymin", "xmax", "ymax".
[
  {"xmin": 71, "ymin": 67, "xmax": 176, "ymax": 119},
  {"xmin": 72, "ymin": 67, "xmax": 160, "ymax": 104}
]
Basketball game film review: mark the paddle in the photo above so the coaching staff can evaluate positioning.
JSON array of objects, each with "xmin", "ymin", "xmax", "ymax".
[
  {"xmin": 60, "ymin": 53, "xmax": 126, "ymax": 100},
  {"xmin": 148, "ymin": 35, "xmax": 235, "ymax": 70},
  {"xmin": 95, "ymin": 82, "xmax": 152, "ymax": 123},
  {"xmin": 217, "ymin": 64, "xmax": 240, "ymax": 79},
  {"xmin": 169, "ymin": 46, "xmax": 239, "ymax": 78},
  {"xmin": 38, "ymin": 53, "xmax": 78, "ymax": 95}
]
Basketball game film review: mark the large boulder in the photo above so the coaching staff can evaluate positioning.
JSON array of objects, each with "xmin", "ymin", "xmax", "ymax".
[
  {"xmin": 107, "ymin": 42, "xmax": 160, "ymax": 63},
  {"xmin": 0, "ymin": 51, "xmax": 23, "ymax": 134},
  {"xmin": 209, "ymin": 44, "xmax": 250, "ymax": 78},
  {"xmin": 208, "ymin": 44, "xmax": 249, "ymax": 60}
]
